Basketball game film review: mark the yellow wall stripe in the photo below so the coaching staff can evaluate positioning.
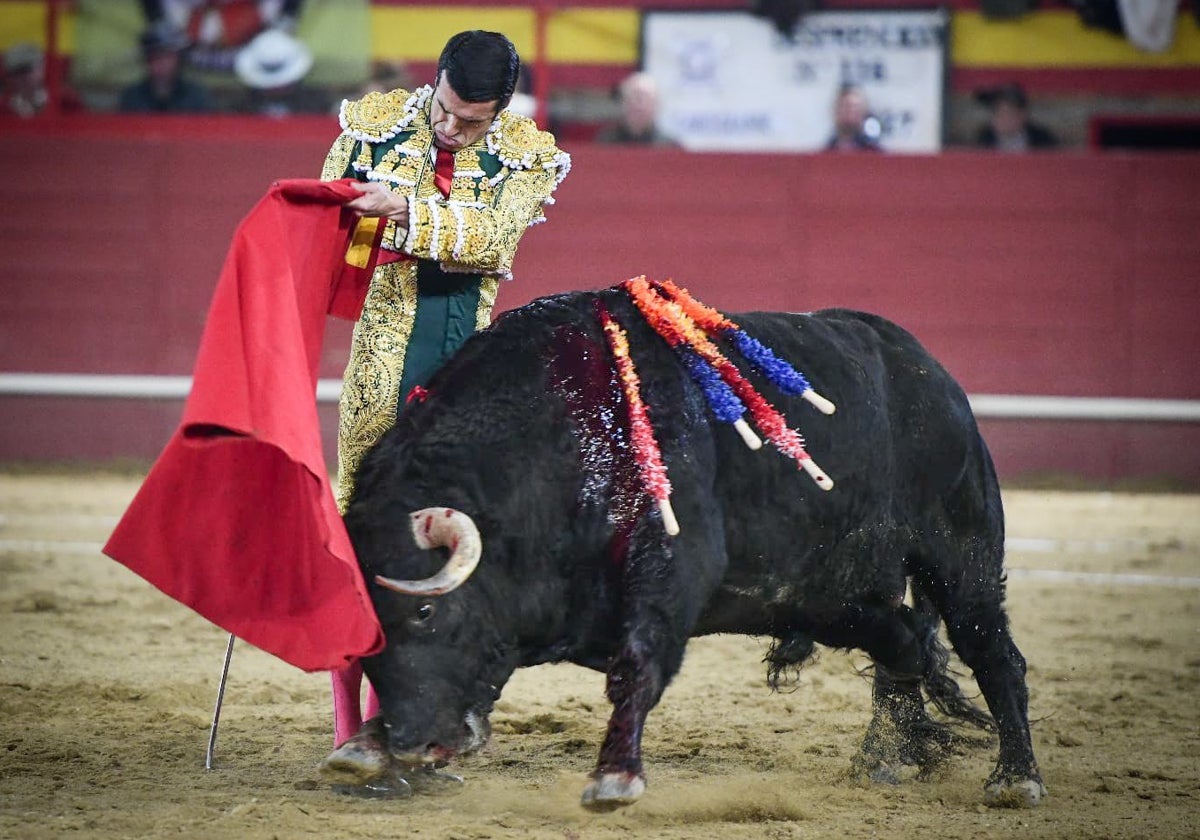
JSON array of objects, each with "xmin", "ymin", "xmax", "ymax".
[
  {"xmin": 954, "ymin": 10, "xmax": 1200, "ymax": 68},
  {"xmin": 545, "ymin": 8, "xmax": 639, "ymax": 64},
  {"xmin": 60, "ymin": 9, "xmax": 76, "ymax": 54},
  {"xmin": 0, "ymin": 2, "xmax": 73, "ymax": 53},
  {"xmin": 369, "ymin": 6, "xmax": 535, "ymax": 62},
  {"xmin": 369, "ymin": 6, "xmax": 638, "ymax": 65},
  {"xmin": 0, "ymin": 2, "xmax": 46, "ymax": 51}
]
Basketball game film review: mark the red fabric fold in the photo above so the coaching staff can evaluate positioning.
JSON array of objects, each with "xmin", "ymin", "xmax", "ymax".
[{"xmin": 103, "ymin": 178, "xmax": 385, "ymax": 672}]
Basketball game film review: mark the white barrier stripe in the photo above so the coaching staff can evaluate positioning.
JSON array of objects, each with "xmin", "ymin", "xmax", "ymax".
[
  {"xmin": 315, "ymin": 380, "xmax": 342, "ymax": 402},
  {"xmin": 0, "ymin": 374, "xmax": 194, "ymax": 399},
  {"xmin": 1, "ymin": 539, "xmax": 1197, "ymax": 589},
  {"xmin": 0, "ymin": 373, "xmax": 345, "ymax": 404},
  {"xmin": 2, "ymin": 374, "xmax": 1199, "ymax": 421},
  {"xmin": 0, "ymin": 513, "xmax": 120, "ymax": 528},
  {"xmin": 1007, "ymin": 568, "xmax": 1200, "ymax": 588},
  {"xmin": 1005, "ymin": 537, "xmax": 1199, "ymax": 554},
  {"xmin": 969, "ymin": 394, "xmax": 1200, "ymax": 422},
  {"xmin": 0, "ymin": 539, "xmax": 106, "ymax": 555}
]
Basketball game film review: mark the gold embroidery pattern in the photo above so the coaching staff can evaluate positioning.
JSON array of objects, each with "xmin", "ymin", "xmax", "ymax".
[
  {"xmin": 334, "ymin": 260, "xmax": 419, "ymax": 512},
  {"xmin": 420, "ymin": 166, "xmax": 558, "ymax": 277},
  {"xmin": 489, "ymin": 111, "xmax": 561, "ymax": 170},
  {"xmin": 334, "ymin": 268, "xmax": 499, "ymax": 512},
  {"xmin": 374, "ymin": 128, "xmax": 430, "ymax": 189},
  {"xmin": 320, "ymin": 133, "xmax": 357, "ymax": 182},
  {"xmin": 476, "ymin": 277, "xmax": 499, "ymax": 331},
  {"xmin": 327, "ymin": 91, "xmax": 568, "ymax": 508},
  {"xmin": 339, "ymin": 87, "xmax": 426, "ymax": 143}
]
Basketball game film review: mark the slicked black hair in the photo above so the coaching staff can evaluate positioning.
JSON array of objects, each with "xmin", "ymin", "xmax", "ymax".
[{"xmin": 436, "ymin": 30, "xmax": 520, "ymax": 113}]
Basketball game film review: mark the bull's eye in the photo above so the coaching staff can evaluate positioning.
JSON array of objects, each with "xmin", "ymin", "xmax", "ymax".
[{"xmin": 410, "ymin": 602, "xmax": 436, "ymax": 625}]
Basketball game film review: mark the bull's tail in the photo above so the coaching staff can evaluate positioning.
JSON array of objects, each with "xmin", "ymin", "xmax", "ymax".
[{"xmin": 911, "ymin": 581, "xmax": 997, "ymax": 733}]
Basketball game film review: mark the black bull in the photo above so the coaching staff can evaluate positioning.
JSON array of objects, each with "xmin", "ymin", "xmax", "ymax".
[{"xmin": 333, "ymin": 288, "xmax": 1045, "ymax": 809}]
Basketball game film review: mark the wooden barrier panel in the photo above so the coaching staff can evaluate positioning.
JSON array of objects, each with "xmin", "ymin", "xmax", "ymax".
[{"xmin": 0, "ymin": 117, "xmax": 1197, "ymax": 483}]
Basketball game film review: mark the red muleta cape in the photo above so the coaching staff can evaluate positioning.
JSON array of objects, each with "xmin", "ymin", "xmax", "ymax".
[{"xmin": 104, "ymin": 178, "xmax": 385, "ymax": 671}]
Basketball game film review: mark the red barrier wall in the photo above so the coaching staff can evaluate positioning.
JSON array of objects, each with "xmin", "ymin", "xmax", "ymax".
[{"xmin": 1, "ymin": 117, "xmax": 1198, "ymax": 484}]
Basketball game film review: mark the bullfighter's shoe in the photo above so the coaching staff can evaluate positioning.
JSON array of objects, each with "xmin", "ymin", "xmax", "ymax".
[{"xmin": 319, "ymin": 716, "xmax": 392, "ymax": 788}]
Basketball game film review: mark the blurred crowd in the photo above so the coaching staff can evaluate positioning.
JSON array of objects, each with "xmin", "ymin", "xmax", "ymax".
[
  {"xmin": 4, "ymin": 0, "xmax": 1194, "ymax": 153},
  {"xmin": 1, "ymin": 0, "xmax": 368, "ymax": 118},
  {"xmin": 124, "ymin": 0, "xmax": 331, "ymax": 115},
  {"xmin": 0, "ymin": 24, "xmax": 1095, "ymax": 158},
  {"xmin": 0, "ymin": 22, "xmax": 1069, "ymax": 157}
]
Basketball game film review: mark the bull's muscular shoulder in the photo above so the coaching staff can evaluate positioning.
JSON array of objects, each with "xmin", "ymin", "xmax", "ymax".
[
  {"xmin": 489, "ymin": 110, "xmax": 565, "ymax": 171},
  {"xmin": 338, "ymin": 86, "xmax": 428, "ymax": 143}
]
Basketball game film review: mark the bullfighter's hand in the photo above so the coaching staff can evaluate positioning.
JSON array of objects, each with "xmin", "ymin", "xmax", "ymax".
[{"xmin": 345, "ymin": 181, "xmax": 409, "ymax": 226}]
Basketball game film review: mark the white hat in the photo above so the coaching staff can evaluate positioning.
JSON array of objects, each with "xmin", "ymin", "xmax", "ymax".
[
  {"xmin": 4, "ymin": 42, "xmax": 42, "ymax": 73},
  {"xmin": 234, "ymin": 29, "xmax": 313, "ymax": 90}
]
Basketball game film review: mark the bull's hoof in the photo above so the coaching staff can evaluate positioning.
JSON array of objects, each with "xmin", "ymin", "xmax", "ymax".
[
  {"xmin": 581, "ymin": 771, "xmax": 645, "ymax": 811},
  {"xmin": 319, "ymin": 718, "xmax": 389, "ymax": 786},
  {"xmin": 984, "ymin": 778, "xmax": 1047, "ymax": 808}
]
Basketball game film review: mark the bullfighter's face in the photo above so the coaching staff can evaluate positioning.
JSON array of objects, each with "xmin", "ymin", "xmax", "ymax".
[{"xmin": 429, "ymin": 75, "xmax": 497, "ymax": 152}]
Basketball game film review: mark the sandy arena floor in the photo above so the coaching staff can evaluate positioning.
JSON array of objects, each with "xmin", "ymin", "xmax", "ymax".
[{"xmin": 1, "ymin": 471, "xmax": 1197, "ymax": 839}]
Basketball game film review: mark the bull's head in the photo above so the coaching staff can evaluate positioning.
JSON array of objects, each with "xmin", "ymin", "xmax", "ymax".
[{"xmin": 358, "ymin": 506, "xmax": 518, "ymax": 769}]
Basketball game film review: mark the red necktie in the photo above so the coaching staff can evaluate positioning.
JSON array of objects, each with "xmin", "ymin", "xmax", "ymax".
[{"xmin": 434, "ymin": 148, "xmax": 454, "ymax": 197}]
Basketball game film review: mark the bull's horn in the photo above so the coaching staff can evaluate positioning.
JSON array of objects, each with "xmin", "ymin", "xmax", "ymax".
[{"xmin": 374, "ymin": 507, "xmax": 482, "ymax": 596}]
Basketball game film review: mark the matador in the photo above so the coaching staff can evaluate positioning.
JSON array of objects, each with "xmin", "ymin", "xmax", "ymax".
[
  {"xmin": 319, "ymin": 30, "xmax": 570, "ymax": 760},
  {"xmin": 321, "ymin": 60, "xmax": 570, "ymax": 513}
]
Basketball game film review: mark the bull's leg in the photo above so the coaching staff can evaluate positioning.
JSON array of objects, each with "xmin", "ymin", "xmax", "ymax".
[
  {"xmin": 855, "ymin": 664, "xmax": 961, "ymax": 783},
  {"xmin": 579, "ymin": 493, "xmax": 723, "ymax": 810},
  {"xmin": 934, "ymin": 588, "xmax": 1045, "ymax": 807},
  {"xmin": 582, "ymin": 633, "xmax": 677, "ymax": 811},
  {"xmin": 816, "ymin": 603, "xmax": 955, "ymax": 782},
  {"xmin": 583, "ymin": 516, "xmax": 699, "ymax": 810}
]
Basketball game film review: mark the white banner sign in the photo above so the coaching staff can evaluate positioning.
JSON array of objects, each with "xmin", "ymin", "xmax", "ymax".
[{"xmin": 642, "ymin": 9, "xmax": 948, "ymax": 152}]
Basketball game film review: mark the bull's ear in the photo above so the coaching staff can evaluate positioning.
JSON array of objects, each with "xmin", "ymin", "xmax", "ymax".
[{"xmin": 375, "ymin": 507, "xmax": 481, "ymax": 596}]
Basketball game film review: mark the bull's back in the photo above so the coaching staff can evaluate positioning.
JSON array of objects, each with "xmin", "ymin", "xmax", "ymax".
[
  {"xmin": 434, "ymin": 293, "xmax": 999, "ymax": 575},
  {"xmin": 733, "ymin": 307, "xmax": 984, "ymax": 489},
  {"xmin": 706, "ymin": 308, "xmax": 999, "ymax": 589}
]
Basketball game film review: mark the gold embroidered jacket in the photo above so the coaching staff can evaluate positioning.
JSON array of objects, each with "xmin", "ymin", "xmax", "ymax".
[
  {"xmin": 321, "ymin": 85, "xmax": 570, "ymax": 510},
  {"xmin": 322, "ymin": 84, "xmax": 570, "ymax": 278}
]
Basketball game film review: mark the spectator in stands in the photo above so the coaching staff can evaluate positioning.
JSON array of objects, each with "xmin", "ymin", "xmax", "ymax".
[
  {"xmin": 139, "ymin": 0, "xmax": 305, "ymax": 74},
  {"xmin": 975, "ymin": 82, "xmax": 1057, "ymax": 152},
  {"xmin": 233, "ymin": 28, "xmax": 327, "ymax": 116},
  {"xmin": 119, "ymin": 23, "xmax": 212, "ymax": 113},
  {"xmin": 2, "ymin": 42, "xmax": 48, "ymax": 118},
  {"xmin": 355, "ymin": 60, "xmax": 413, "ymax": 98},
  {"xmin": 505, "ymin": 66, "xmax": 537, "ymax": 121},
  {"xmin": 596, "ymin": 72, "xmax": 678, "ymax": 146},
  {"xmin": 825, "ymin": 84, "xmax": 882, "ymax": 152}
]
